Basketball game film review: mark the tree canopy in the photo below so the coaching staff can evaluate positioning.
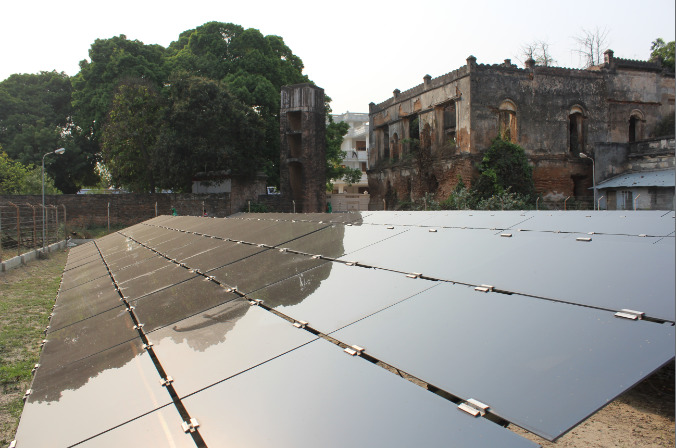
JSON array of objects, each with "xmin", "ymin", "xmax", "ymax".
[
  {"xmin": 4, "ymin": 22, "xmax": 345, "ymax": 194},
  {"xmin": 651, "ymin": 38, "xmax": 675, "ymax": 71},
  {"xmin": 0, "ymin": 150, "xmax": 59, "ymax": 194},
  {"xmin": 0, "ymin": 71, "xmax": 85, "ymax": 193}
]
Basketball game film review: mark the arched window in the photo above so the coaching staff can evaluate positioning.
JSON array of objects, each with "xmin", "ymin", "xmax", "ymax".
[
  {"xmin": 392, "ymin": 133, "xmax": 400, "ymax": 161},
  {"xmin": 569, "ymin": 105, "xmax": 586, "ymax": 153},
  {"xmin": 498, "ymin": 99, "xmax": 517, "ymax": 142},
  {"xmin": 628, "ymin": 110, "xmax": 645, "ymax": 143}
]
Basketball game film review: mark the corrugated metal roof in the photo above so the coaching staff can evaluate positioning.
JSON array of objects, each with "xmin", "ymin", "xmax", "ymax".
[{"xmin": 596, "ymin": 170, "xmax": 675, "ymax": 189}]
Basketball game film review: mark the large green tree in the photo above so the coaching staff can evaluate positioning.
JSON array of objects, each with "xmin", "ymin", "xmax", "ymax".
[
  {"xmin": 71, "ymin": 35, "xmax": 169, "ymax": 187},
  {"xmin": 101, "ymin": 79, "xmax": 166, "ymax": 192},
  {"xmin": 0, "ymin": 71, "xmax": 83, "ymax": 192},
  {"xmin": 157, "ymin": 74, "xmax": 267, "ymax": 191},
  {"xmin": 167, "ymin": 23, "xmax": 308, "ymax": 185}
]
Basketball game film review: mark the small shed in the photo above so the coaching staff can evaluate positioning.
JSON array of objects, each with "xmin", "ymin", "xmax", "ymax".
[{"xmin": 595, "ymin": 170, "xmax": 674, "ymax": 210}]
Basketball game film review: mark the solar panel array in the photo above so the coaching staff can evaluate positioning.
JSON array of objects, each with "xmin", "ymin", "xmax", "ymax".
[{"xmin": 13, "ymin": 210, "xmax": 675, "ymax": 447}]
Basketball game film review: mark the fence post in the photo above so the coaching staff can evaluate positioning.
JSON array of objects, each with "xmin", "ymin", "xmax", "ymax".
[
  {"xmin": 383, "ymin": 199, "xmax": 386, "ymax": 211},
  {"xmin": 292, "ymin": 200, "xmax": 295, "ymax": 214},
  {"xmin": 9, "ymin": 202, "xmax": 20, "ymax": 257},
  {"xmin": 25, "ymin": 204, "xmax": 36, "ymax": 250},
  {"xmin": 55, "ymin": 205, "xmax": 59, "ymax": 244},
  {"xmin": 62, "ymin": 205, "xmax": 67, "ymax": 241},
  {"xmin": 108, "ymin": 202, "xmax": 110, "ymax": 231},
  {"xmin": 0, "ymin": 206, "xmax": 3, "ymax": 262},
  {"xmin": 564, "ymin": 196, "xmax": 570, "ymax": 211},
  {"xmin": 38, "ymin": 204, "xmax": 47, "ymax": 248},
  {"xmin": 155, "ymin": 201, "xmax": 158, "ymax": 217}
]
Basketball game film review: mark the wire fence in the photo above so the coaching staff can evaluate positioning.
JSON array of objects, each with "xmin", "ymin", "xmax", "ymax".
[{"xmin": 0, "ymin": 203, "xmax": 66, "ymax": 262}]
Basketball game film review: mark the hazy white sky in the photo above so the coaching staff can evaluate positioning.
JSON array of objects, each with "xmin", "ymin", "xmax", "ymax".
[{"xmin": 2, "ymin": 0, "xmax": 674, "ymax": 113}]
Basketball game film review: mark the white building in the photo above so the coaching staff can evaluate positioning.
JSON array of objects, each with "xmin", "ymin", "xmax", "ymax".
[{"xmin": 331, "ymin": 112, "xmax": 369, "ymax": 194}]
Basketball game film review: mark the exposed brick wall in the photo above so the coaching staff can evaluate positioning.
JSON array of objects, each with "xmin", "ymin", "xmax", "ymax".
[{"xmin": 0, "ymin": 193, "xmax": 231, "ymax": 228}]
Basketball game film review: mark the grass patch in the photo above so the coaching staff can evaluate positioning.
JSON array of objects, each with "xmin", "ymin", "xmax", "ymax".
[{"xmin": 0, "ymin": 249, "xmax": 67, "ymax": 445}]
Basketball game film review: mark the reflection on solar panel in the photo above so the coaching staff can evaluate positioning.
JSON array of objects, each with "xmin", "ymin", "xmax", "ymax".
[{"xmin": 12, "ymin": 211, "xmax": 675, "ymax": 447}]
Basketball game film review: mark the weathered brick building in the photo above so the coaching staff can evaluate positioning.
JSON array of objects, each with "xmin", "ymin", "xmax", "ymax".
[
  {"xmin": 279, "ymin": 83, "xmax": 326, "ymax": 213},
  {"xmin": 367, "ymin": 50, "xmax": 675, "ymax": 207}
]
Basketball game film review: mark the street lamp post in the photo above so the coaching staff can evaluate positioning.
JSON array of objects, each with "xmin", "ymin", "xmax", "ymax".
[
  {"xmin": 42, "ymin": 148, "xmax": 65, "ymax": 249},
  {"xmin": 579, "ymin": 152, "xmax": 596, "ymax": 211}
]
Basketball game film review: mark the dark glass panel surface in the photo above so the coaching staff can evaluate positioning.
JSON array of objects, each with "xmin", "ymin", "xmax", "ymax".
[
  {"xmin": 332, "ymin": 282, "xmax": 676, "ymax": 441},
  {"xmin": 59, "ymin": 261, "xmax": 110, "ymax": 291},
  {"xmin": 338, "ymin": 227, "xmax": 675, "ymax": 321},
  {"xmin": 110, "ymin": 253, "xmax": 171, "ymax": 284},
  {"xmin": 118, "ymin": 264, "xmax": 197, "ymax": 301},
  {"xmin": 180, "ymin": 216, "xmax": 327, "ymax": 246},
  {"xmin": 182, "ymin": 339, "xmax": 537, "ymax": 448},
  {"xmin": 38, "ymin": 305, "xmax": 138, "ymax": 374},
  {"xmin": 150, "ymin": 232, "xmax": 224, "ymax": 262},
  {"xmin": 420, "ymin": 210, "xmax": 531, "ymax": 230},
  {"xmin": 49, "ymin": 275, "xmax": 120, "ymax": 331},
  {"xmin": 180, "ymin": 240, "xmax": 266, "ymax": 272},
  {"xmin": 15, "ymin": 342, "xmax": 171, "ymax": 448},
  {"xmin": 249, "ymin": 263, "xmax": 434, "ymax": 333},
  {"xmin": 359, "ymin": 210, "xmax": 439, "ymax": 226},
  {"xmin": 65, "ymin": 250, "xmax": 100, "ymax": 270},
  {"xmin": 95, "ymin": 233, "xmax": 130, "ymax": 256},
  {"xmin": 104, "ymin": 241, "xmax": 159, "ymax": 272},
  {"xmin": 281, "ymin": 222, "xmax": 408, "ymax": 258},
  {"xmin": 132, "ymin": 276, "xmax": 240, "ymax": 333},
  {"xmin": 148, "ymin": 300, "xmax": 317, "ymax": 397},
  {"xmin": 521, "ymin": 210, "xmax": 675, "ymax": 236},
  {"xmin": 75, "ymin": 405, "xmax": 195, "ymax": 448},
  {"xmin": 209, "ymin": 249, "xmax": 327, "ymax": 294}
]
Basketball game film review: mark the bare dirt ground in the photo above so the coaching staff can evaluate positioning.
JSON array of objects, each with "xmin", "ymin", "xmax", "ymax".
[{"xmin": 510, "ymin": 362, "xmax": 675, "ymax": 447}]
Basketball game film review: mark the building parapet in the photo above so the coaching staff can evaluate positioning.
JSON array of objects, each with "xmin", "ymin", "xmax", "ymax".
[{"xmin": 629, "ymin": 137, "xmax": 675, "ymax": 156}]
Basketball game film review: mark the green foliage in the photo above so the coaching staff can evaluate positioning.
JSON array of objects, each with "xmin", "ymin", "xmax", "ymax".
[
  {"xmin": 168, "ymin": 22, "xmax": 308, "ymax": 186},
  {"xmin": 159, "ymin": 73, "xmax": 267, "ymax": 191},
  {"xmin": 325, "ymin": 113, "xmax": 362, "ymax": 190},
  {"xmin": 71, "ymin": 35, "xmax": 169, "ymax": 190},
  {"xmin": 0, "ymin": 71, "xmax": 83, "ymax": 193},
  {"xmin": 101, "ymin": 79, "xmax": 166, "ymax": 192},
  {"xmin": 0, "ymin": 150, "xmax": 59, "ymax": 194},
  {"xmin": 472, "ymin": 137, "xmax": 534, "ymax": 201},
  {"xmin": 474, "ymin": 188, "xmax": 532, "ymax": 210},
  {"xmin": 245, "ymin": 202, "xmax": 269, "ymax": 213},
  {"xmin": 5, "ymin": 23, "xmax": 315, "ymax": 193},
  {"xmin": 651, "ymin": 38, "xmax": 675, "ymax": 71}
]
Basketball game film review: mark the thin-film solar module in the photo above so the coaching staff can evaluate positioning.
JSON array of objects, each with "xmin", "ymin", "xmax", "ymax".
[
  {"xmin": 130, "ymin": 276, "xmax": 240, "ymax": 334},
  {"xmin": 181, "ymin": 338, "xmax": 538, "ymax": 448},
  {"xmin": 331, "ymin": 282, "xmax": 675, "ymax": 441},
  {"xmin": 336, "ymin": 226, "xmax": 675, "ymax": 321},
  {"xmin": 208, "ymin": 249, "xmax": 329, "ymax": 294},
  {"xmin": 74, "ymin": 405, "xmax": 196, "ymax": 448},
  {"xmin": 15, "ymin": 341, "xmax": 171, "ymax": 447},
  {"xmin": 519, "ymin": 210, "xmax": 675, "ymax": 236},
  {"xmin": 147, "ymin": 299, "xmax": 317, "ymax": 397},
  {"xmin": 13, "ymin": 211, "xmax": 674, "ymax": 448},
  {"xmin": 49, "ymin": 275, "xmax": 121, "ymax": 332},
  {"xmin": 248, "ymin": 262, "xmax": 435, "ymax": 333}
]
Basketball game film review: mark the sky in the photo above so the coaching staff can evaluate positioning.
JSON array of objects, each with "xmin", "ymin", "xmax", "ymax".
[{"xmin": 2, "ymin": 0, "xmax": 674, "ymax": 114}]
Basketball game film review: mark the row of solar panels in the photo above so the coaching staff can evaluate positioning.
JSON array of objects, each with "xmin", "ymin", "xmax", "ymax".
[{"xmin": 13, "ymin": 211, "xmax": 675, "ymax": 447}]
